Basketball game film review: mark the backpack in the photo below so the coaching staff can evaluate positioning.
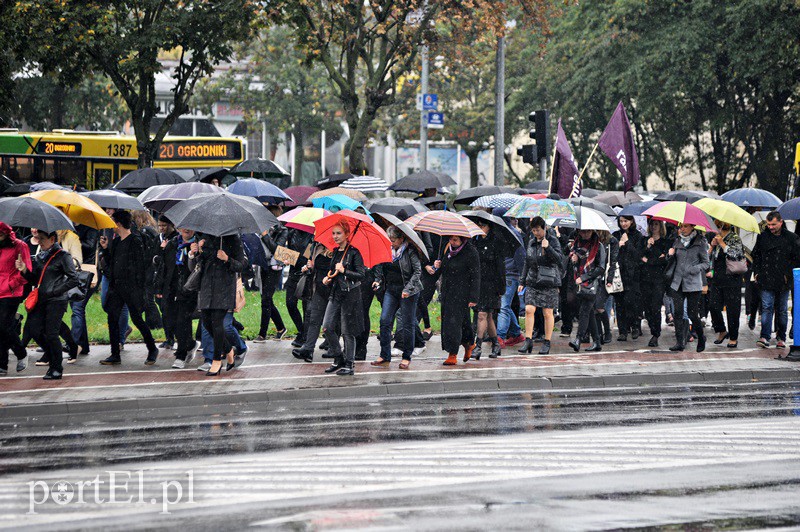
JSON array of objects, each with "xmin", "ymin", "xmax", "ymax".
[{"xmin": 241, "ymin": 233, "xmax": 271, "ymax": 270}]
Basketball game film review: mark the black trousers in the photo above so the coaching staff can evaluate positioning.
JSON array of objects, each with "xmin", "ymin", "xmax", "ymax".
[
  {"xmin": 283, "ymin": 275, "xmax": 306, "ymax": 340},
  {"xmin": 641, "ymin": 281, "xmax": 666, "ymax": 337},
  {"xmin": 158, "ymin": 296, "xmax": 175, "ymax": 344},
  {"xmin": 107, "ymin": 288, "xmax": 156, "ymax": 358},
  {"xmin": 576, "ymin": 297, "xmax": 600, "ymax": 344},
  {"xmin": 322, "ymin": 294, "xmax": 359, "ymax": 363},
  {"xmin": 0, "ymin": 297, "xmax": 25, "ymax": 370},
  {"xmin": 560, "ymin": 287, "xmax": 576, "ymax": 334},
  {"xmin": 615, "ymin": 287, "xmax": 641, "ymax": 335},
  {"xmin": 173, "ymin": 297, "xmax": 197, "ymax": 360},
  {"xmin": 259, "ymin": 268, "xmax": 285, "ymax": 336},
  {"xmin": 27, "ymin": 299, "xmax": 68, "ymax": 374},
  {"xmin": 710, "ymin": 282, "xmax": 742, "ymax": 341},
  {"xmin": 299, "ymin": 290, "xmax": 328, "ymax": 352},
  {"xmin": 355, "ymin": 271, "xmax": 375, "ymax": 355},
  {"xmin": 201, "ymin": 308, "xmax": 231, "ymax": 360},
  {"xmin": 417, "ymin": 273, "xmax": 437, "ymax": 329},
  {"xmin": 672, "ymin": 290, "xmax": 704, "ymax": 347}
]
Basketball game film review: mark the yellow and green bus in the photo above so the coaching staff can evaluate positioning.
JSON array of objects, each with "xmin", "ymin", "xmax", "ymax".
[{"xmin": 0, "ymin": 129, "xmax": 245, "ymax": 190}]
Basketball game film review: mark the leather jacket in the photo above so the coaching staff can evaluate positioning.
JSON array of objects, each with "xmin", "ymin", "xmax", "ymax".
[
  {"xmin": 374, "ymin": 245, "xmax": 423, "ymax": 296},
  {"xmin": 23, "ymin": 244, "xmax": 80, "ymax": 302}
]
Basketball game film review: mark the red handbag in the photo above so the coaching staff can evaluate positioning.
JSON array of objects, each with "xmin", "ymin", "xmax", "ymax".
[{"xmin": 24, "ymin": 250, "xmax": 61, "ymax": 312}]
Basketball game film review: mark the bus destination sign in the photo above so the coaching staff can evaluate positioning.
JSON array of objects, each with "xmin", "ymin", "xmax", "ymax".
[
  {"xmin": 36, "ymin": 141, "xmax": 82, "ymax": 156},
  {"xmin": 157, "ymin": 141, "xmax": 241, "ymax": 161}
]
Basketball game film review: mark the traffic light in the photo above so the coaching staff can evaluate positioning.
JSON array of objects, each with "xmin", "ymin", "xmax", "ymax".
[
  {"xmin": 516, "ymin": 144, "xmax": 536, "ymax": 165},
  {"xmin": 528, "ymin": 109, "xmax": 550, "ymax": 162}
]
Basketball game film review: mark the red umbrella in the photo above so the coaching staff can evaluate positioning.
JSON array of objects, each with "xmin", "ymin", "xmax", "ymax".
[
  {"xmin": 313, "ymin": 211, "xmax": 391, "ymax": 268},
  {"xmin": 283, "ymin": 185, "xmax": 319, "ymax": 208}
]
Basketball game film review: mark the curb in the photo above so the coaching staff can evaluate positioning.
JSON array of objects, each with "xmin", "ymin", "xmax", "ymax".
[{"xmin": 2, "ymin": 368, "xmax": 799, "ymax": 419}]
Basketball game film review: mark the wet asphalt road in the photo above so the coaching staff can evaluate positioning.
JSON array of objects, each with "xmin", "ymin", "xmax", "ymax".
[{"xmin": 3, "ymin": 382, "xmax": 800, "ymax": 530}]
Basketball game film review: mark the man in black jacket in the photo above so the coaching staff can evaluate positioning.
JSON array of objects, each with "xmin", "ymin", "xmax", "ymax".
[
  {"xmin": 752, "ymin": 211, "xmax": 800, "ymax": 349},
  {"xmin": 99, "ymin": 210, "xmax": 159, "ymax": 365}
]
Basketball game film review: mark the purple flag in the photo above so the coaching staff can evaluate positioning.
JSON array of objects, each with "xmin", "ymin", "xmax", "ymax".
[
  {"xmin": 551, "ymin": 119, "xmax": 582, "ymax": 198},
  {"xmin": 598, "ymin": 101, "xmax": 640, "ymax": 192}
]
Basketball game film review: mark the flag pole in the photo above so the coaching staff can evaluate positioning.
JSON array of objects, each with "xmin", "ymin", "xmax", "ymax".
[
  {"xmin": 577, "ymin": 143, "xmax": 599, "ymax": 184},
  {"xmin": 547, "ymin": 140, "xmax": 558, "ymax": 193}
]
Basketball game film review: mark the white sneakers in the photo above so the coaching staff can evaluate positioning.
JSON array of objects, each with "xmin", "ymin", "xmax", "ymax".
[{"xmin": 171, "ymin": 359, "xmax": 185, "ymax": 369}]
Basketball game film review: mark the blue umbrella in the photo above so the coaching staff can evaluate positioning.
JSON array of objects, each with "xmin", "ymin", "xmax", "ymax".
[
  {"xmin": 617, "ymin": 200, "xmax": 660, "ymax": 217},
  {"xmin": 312, "ymin": 194, "xmax": 370, "ymax": 215},
  {"xmin": 777, "ymin": 198, "xmax": 800, "ymax": 220},
  {"xmin": 227, "ymin": 178, "xmax": 291, "ymax": 204},
  {"xmin": 720, "ymin": 188, "xmax": 781, "ymax": 209}
]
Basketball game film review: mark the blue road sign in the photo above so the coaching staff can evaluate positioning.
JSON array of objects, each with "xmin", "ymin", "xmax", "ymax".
[
  {"xmin": 426, "ymin": 112, "xmax": 444, "ymax": 129},
  {"xmin": 423, "ymin": 94, "xmax": 438, "ymax": 111}
]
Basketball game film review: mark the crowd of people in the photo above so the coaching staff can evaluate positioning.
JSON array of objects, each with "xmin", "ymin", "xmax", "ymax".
[{"xmin": 0, "ymin": 192, "xmax": 797, "ymax": 382}]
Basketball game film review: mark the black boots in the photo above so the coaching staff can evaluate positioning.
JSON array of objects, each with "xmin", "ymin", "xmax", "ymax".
[
  {"xmin": 488, "ymin": 337, "xmax": 501, "ymax": 358},
  {"xmin": 539, "ymin": 340, "xmax": 551, "ymax": 355},
  {"xmin": 518, "ymin": 338, "xmax": 533, "ymax": 353},
  {"xmin": 336, "ymin": 361, "xmax": 354, "ymax": 376},
  {"xmin": 292, "ymin": 348, "xmax": 313, "ymax": 363},
  {"xmin": 648, "ymin": 335, "xmax": 659, "ymax": 347},
  {"xmin": 568, "ymin": 340, "xmax": 580, "ymax": 352},
  {"xmin": 324, "ymin": 358, "xmax": 344, "ymax": 373},
  {"xmin": 696, "ymin": 333, "xmax": 706, "ymax": 353}
]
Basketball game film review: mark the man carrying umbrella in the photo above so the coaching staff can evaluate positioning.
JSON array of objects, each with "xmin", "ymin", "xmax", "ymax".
[{"xmin": 99, "ymin": 210, "xmax": 160, "ymax": 366}]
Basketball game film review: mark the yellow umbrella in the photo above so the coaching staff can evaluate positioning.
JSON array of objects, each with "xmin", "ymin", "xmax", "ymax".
[
  {"xmin": 693, "ymin": 198, "xmax": 760, "ymax": 233},
  {"xmin": 307, "ymin": 187, "xmax": 368, "ymax": 202},
  {"xmin": 26, "ymin": 190, "xmax": 115, "ymax": 229}
]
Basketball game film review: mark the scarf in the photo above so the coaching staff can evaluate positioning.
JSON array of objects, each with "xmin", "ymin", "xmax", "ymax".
[
  {"xmin": 680, "ymin": 230, "xmax": 697, "ymax": 247},
  {"xmin": 37, "ymin": 243, "xmax": 60, "ymax": 262},
  {"xmin": 176, "ymin": 237, "xmax": 195, "ymax": 266},
  {"xmin": 392, "ymin": 242, "xmax": 407, "ymax": 262},
  {"xmin": 447, "ymin": 239, "xmax": 467, "ymax": 258},
  {"xmin": 573, "ymin": 234, "xmax": 599, "ymax": 281}
]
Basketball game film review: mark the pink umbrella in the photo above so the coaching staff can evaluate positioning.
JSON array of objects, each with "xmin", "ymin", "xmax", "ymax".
[
  {"xmin": 283, "ymin": 186, "xmax": 319, "ymax": 208},
  {"xmin": 641, "ymin": 201, "xmax": 717, "ymax": 232}
]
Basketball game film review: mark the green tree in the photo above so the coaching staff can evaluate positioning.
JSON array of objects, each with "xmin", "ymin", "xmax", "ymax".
[{"xmin": 15, "ymin": 0, "xmax": 256, "ymax": 168}]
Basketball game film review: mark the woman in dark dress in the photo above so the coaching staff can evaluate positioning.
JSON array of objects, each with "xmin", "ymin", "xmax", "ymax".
[
  {"xmin": 320, "ymin": 222, "xmax": 366, "ymax": 376},
  {"xmin": 472, "ymin": 220, "xmax": 506, "ymax": 360},
  {"xmin": 640, "ymin": 220, "xmax": 671, "ymax": 347},
  {"xmin": 612, "ymin": 215, "xmax": 644, "ymax": 341},
  {"xmin": 434, "ymin": 235, "xmax": 480, "ymax": 366}
]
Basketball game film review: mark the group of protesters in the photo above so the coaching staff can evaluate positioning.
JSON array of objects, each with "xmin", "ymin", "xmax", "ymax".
[{"xmin": 0, "ymin": 190, "xmax": 797, "ymax": 381}]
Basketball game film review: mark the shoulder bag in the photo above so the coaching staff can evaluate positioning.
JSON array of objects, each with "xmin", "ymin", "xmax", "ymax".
[
  {"xmin": 534, "ymin": 265, "xmax": 561, "ymax": 288},
  {"xmin": 726, "ymin": 257, "xmax": 747, "ymax": 275},
  {"xmin": 25, "ymin": 249, "xmax": 62, "ymax": 312},
  {"xmin": 184, "ymin": 263, "xmax": 203, "ymax": 293},
  {"xmin": 67, "ymin": 258, "xmax": 94, "ymax": 302},
  {"xmin": 605, "ymin": 244, "xmax": 624, "ymax": 294},
  {"xmin": 576, "ymin": 278, "xmax": 599, "ymax": 300}
]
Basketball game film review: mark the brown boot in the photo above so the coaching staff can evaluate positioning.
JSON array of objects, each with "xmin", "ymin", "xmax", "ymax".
[
  {"xmin": 443, "ymin": 354, "xmax": 458, "ymax": 366},
  {"xmin": 462, "ymin": 343, "xmax": 476, "ymax": 362}
]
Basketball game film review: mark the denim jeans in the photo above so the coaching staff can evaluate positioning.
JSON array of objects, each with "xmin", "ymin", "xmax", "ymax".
[
  {"xmin": 70, "ymin": 297, "xmax": 90, "ymax": 353},
  {"xmin": 201, "ymin": 311, "xmax": 247, "ymax": 363},
  {"xmin": 380, "ymin": 290, "xmax": 419, "ymax": 361},
  {"xmin": 760, "ymin": 289, "xmax": 789, "ymax": 342},
  {"xmin": 100, "ymin": 275, "xmax": 129, "ymax": 345},
  {"xmin": 497, "ymin": 278, "xmax": 521, "ymax": 339}
]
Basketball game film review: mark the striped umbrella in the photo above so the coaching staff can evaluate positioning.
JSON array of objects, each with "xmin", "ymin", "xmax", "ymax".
[
  {"xmin": 642, "ymin": 201, "xmax": 716, "ymax": 232},
  {"xmin": 405, "ymin": 210, "xmax": 484, "ymax": 238},
  {"xmin": 470, "ymin": 193, "xmax": 524, "ymax": 209},
  {"xmin": 340, "ymin": 175, "xmax": 389, "ymax": 193},
  {"xmin": 307, "ymin": 186, "xmax": 368, "ymax": 202},
  {"xmin": 277, "ymin": 206, "xmax": 330, "ymax": 234}
]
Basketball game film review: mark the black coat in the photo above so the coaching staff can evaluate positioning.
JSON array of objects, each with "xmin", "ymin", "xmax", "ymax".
[
  {"xmin": 23, "ymin": 244, "xmax": 79, "ymax": 302},
  {"xmin": 474, "ymin": 232, "xmax": 506, "ymax": 305},
  {"xmin": 752, "ymin": 227, "xmax": 800, "ymax": 291},
  {"xmin": 612, "ymin": 228, "xmax": 644, "ymax": 291},
  {"xmin": 193, "ymin": 234, "xmax": 246, "ymax": 311},
  {"xmin": 99, "ymin": 231, "xmax": 148, "ymax": 303},
  {"xmin": 436, "ymin": 240, "xmax": 480, "ymax": 352},
  {"xmin": 155, "ymin": 235, "xmax": 196, "ymax": 302},
  {"xmin": 521, "ymin": 228, "xmax": 564, "ymax": 288},
  {"xmin": 374, "ymin": 245, "xmax": 423, "ymax": 296},
  {"xmin": 641, "ymin": 236, "xmax": 671, "ymax": 286},
  {"xmin": 605, "ymin": 236, "xmax": 620, "ymax": 285},
  {"xmin": 286, "ymin": 228, "xmax": 313, "ymax": 280}
]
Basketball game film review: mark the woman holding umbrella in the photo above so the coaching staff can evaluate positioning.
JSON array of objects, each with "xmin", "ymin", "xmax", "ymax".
[
  {"xmin": 0, "ymin": 222, "xmax": 32, "ymax": 375},
  {"xmin": 471, "ymin": 218, "xmax": 506, "ymax": 360},
  {"xmin": 666, "ymin": 223, "xmax": 710, "ymax": 352},
  {"xmin": 567, "ymin": 229, "xmax": 606, "ymax": 352},
  {"xmin": 707, "ymin": 219, "xmax": 745, "ymax": 348},
  {"xmin": 612, "ymin": 216, "xmax": 644, "ymax": 341}
]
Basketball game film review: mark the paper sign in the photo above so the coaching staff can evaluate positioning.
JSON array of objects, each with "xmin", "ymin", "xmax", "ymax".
[{"xmin": 274, "ymin": 245, "xmax": 300, "ymax": 266}]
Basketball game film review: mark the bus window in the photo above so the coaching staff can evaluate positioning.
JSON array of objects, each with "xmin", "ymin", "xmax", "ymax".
[
  {"xmin": 94, "ymin": 167, "xmax": 113, "ymax": 189},
  {"xmin": 55, "ymin": 159, "xmax": 87, "ymax": 188},
  {"xmin": 1, "ymin": 157, "xmax": 35, "ymax": 182}
]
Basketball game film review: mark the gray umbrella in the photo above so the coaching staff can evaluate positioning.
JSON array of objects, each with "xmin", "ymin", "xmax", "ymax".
[
  {"xmin": 366, "ymin": 197, "xmax": 428, "ymax": 218},
  {"xmin": 565, "ymin": 197, "xmax": 617, "ymax": 216},
  {"xmin": 454, "ymin": 185, "xmax": 521, "ymax": 205},
  {"xmin": 460, "ymin": 209, "xmax": 523, "ymax": 255},
  {"xmin": 593, "ymin": 190, "xmax": 643, "ymax": 207},
  {"xmin": 143, "ymin": 182, "xmax": 223, "ymax": 213},
  {"xmin": 0, "ymin": 197, "xmax": 75, "ymax": 232},
  {"xmin": 114, "ymin": 168, "xmax": 184, "ymax": 193},
  {"xmin": 371, "ymin": 212, "xmax": 429, "ymax": 261},
  {"xmin": 82, "ymin": 189, "xmax": 145, "ymax": 211},
  {"xmin": 388, "ymin": 170, "xmax": 456, "ymax": 193},
  {"xmin": 164, "ymin": 191, "xmax": 278, "ymax": 237}
]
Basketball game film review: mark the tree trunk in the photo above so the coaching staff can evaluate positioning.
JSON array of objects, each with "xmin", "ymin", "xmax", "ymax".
[
  {"xmin": 346, "ymin": 106, "xmax": 377, "ymax": 176},
  {"xmin": 293, "ymin": 125, "xmax": 304, "ymax": 186}
]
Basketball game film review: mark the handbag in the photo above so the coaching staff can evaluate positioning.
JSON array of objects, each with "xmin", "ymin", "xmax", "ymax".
[
  {"xmin": 67, "ymin": 268, "xmax": 94, "ymax": 302},
  {"xmin": 183, "ymin": 263, "xmax": 203, "ymax": 293},
  {"xmin": 234, "ymin": 277, "xmax": 246, "ymax": 313},
  {"xmin": 24, "ymin": 249, "xmax": 62, "ymax": 312},
  {"xmin": 607, "ymin": 266, "xmax": 624, "ymax": 294},
  {"xmin": 576, "ymin": 278, "xmax": 599, "ymax": 300},
  {"xmin": 726, "ymin": 257, "xmax": 747, "ymax": 275},
  {"xmin": 294, "ymin": 274, "xmax": 308, "ymax": 300},
  {"xmin": 534, "ymin": 265, "xmax": 561, "ymax": 288}
]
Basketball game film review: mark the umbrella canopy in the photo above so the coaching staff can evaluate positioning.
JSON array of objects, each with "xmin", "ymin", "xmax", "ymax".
[
  {"xmin": 454, "ymin": 185, "xmax": 520, "ymax": 205},
  {"xmin": 0, "ymin": 197, "xmax": 75, "ymax": 232},
  {"xmin": 654, "ymin": 190, "xmax": 708, "ymax": 203},
  {"xmin": 365, "ymin": 197, "xmax": 428, "ymax": 219},
  {"xmin": 311, "ymin": 194, "xmax": 366, "ymax": 214},
  {"xmin": 283, "ymin": 185, "xmax": 319, "ymax": 208},
  {"xmin": 594, "ymin": 190, "xmax": 643, "ymax": 207},
  {"xmin": 371, "ymin": 212, "xmax": 429, "ymax": 261},
  {"xmin": 720, "ymin": 188, "xmax": 782, "ymax": 209},
  {"xmin": 164, "ymin": 191, "xmax": 279, "ymax": 237},
  {"xmin": 405, "ymin": 210, "xmax": 484, "ymax": 238},
  {"xmin": 142, "ymin": 182, "xmax": 222, "ymax": 213},
  {"xmin": 191, "ymin": 167, "xmax": 233, "ymax": 185},
  {"xmin": 777, "ymin": 197, "xmax": 800, "ymax": 220},
  {"xmin": 2, "ymin": 183, "xmax": 34, "ymax": 197},
  {"xmin": 231, "ymin": 158, "xmax": 289, "ymax": 179},
  {"xmin": 227, "ymin": 178, "xmax": 291, "ymax": 205},
  {"xmin": 522, "ymin": 180, "xmax": 550, "ymax": 192},
  {"xmin": 642, "ymin": 201, "xmax": 716, "ymax": 232},
  {"xmin": 340, "ymin": 175, "xmax": 389, "ymax": 193},
  {"xmin": 578, "ymin": 188, "xmax": 601, "ymax": 198},
  {"xmin": 505, "ymin": 198, "xmax": 577, "ymax": 221},
  {"xmin": 552, "ymin": 206, "xmax": 613, "ymax": 231},
  {"xmin": 693, "ymin": 198, "xmax": 760, "ymax": 233},
  {"xmin": 114, "ymin": 168, "xmax": 184, "ymax": 193},
  {"xmin": 388, "ymin": 170, "xmax": 456, "ymax": 193},
  {"xmin": 564, "ymin": 197, "xmax": 617, "ymax": 216},
  {"xmin": 81, "ymin": 189, "xmax": 145, "ymax": 211},
  {"xmin": 29, "ymin": 181, "xmax": 69, "ymax": 192},
  {"xmin": 307, "ymin": 186, "xmax": 368, "ymax": 202},
  {"xmin": 136, "ymin": 184, "xmax": 173, "ymax": 205},
  {"xmin": 416, "ymin": 195, "xmax": 448, "ymax": 208},
  {"xmin": 469, "ymin": 193, "xmax": 525, "ymax": 210},
  {"xmin": 315, "ymin": 172, "xmax": 357, "ymax": 190},
  {"xmin": 26, "ymin": 189, "xmax": 114, "ymax": 229},
  {"xmin": 460, "ymin": 210, "xmax": 523, "ymax": 253},
  {"xmin": 277, "ymin": 206, "xmax": 330, "ymax": 234},
  {"xmin": 617, "ymin": 199, "xmax": 660, "ymax": 217},
  {"xmin": 0, "ymin": 174, "xmax": 14, "ymax": 194},
  {"xmin": 313, "ymin": 211, "xmax": 391, "ymax": 268}
]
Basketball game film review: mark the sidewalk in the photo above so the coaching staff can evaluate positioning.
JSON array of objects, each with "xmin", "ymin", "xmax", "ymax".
[{"xmin": 2, "ymin": 323, "xmax": 799, "ymax": 416}]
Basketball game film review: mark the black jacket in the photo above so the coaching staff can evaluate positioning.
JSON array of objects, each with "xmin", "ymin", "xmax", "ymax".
[
  {"xmin": 605, "ymin": 235, "xmax": 620, "ymax": 285},
  {"xmin": 752, "ymin": 226, "xmax": 800, "ymax": 291},
  {"xmin": 569, "ymin": 237, "xmax": 607, "ymax": 286},
  {"xmin": 436, "ymin": 240, "xmax": 480, "ymax": 308},
  {"xmin": 286, "ymin": 228, "xmax": 313, "ymax": 280},
  {"xmin": 328, "ymin": 246, "xmax": 366, "ymax": 294},
  {"xmin": 192, "ymin": 234, "xmax": 246, "ymax": 310},
  {"xmin": 641, "ymin": 236, "xmax": 671, "ymax": 285},
  {"xmin": 475, "ymin": 232, "xmax": 506, "ymax": 299},
  {"xmin": 374, "ymin": 245, "xmax": 423, "ymax": 296},
  {"xmin": 262, "ymin": 224, "xmax": 288, "ymax": 256},
  {"xmin": 612, "ymin": 228, "xmax": 644, "ymax": 289},
  {"xmin": 23, "ymin": 244, "xmax": 79, "ymax": 303},
  {"xmin": 99, "ymin": 231, "xmax": 147, "ymax": 302},
  {"xmin": 155, "ymin": 235, "xmax": 196, "ymax": 302},
  {"xmin": 521, "ymin": 228, "xmax": 564, "ymax": 288}
]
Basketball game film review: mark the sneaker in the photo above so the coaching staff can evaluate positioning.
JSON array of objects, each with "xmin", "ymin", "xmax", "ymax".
[
  {"xmin": 274, "ymin": 329, "xmax": 287, "ymax": 340},
  {"xmin": 291, "ymin": 337, "xmax": 304, "ymax": 348},
  {"xmin": 145, "ymin": 348, "xmax": 159, "ymax": 366},
  {"xmin": 16, "ymin": 357, "xmax": 27, "ymax": 373},
  {"xmin": 197, "ymin": 361, "xmax": 212, "ymax": 372},
  {"xmin": 422, "ymin": 330, "xmax": 433, "ymax": 341},
  {"xmin": 506, "ymin": 334, "xmax": 525, "ymax": 347},
  {"xmin": 756, "ymin": 338, "xmax": 769, "ymax": 348},
  {"xmin": 171, "ymin": 359, "xmax": 186, "ymax": 369},
  {"xmin": 234, "ymin": 348, "xmax": 248, "ymax": 368},
  {"xmin": 253, "ymin": 335, "xmax": 267, "ymax": 343},
  {"xmin": 391, "ymin": 347, "xmax": 403, "ymax": 357},
  {"xmin": 559, "ymin": 332, "xmax": 571, "ymax": 338},
  {"xmin": 35, "ymin": 358, "xmax": 49, "ymax": 366},
  {"xmin": 412, "ymin": 346, "xmax": 426, "ymax": 357},
  {"xmin": 776, "ymin": 340, "xmax": 786, "ymax": 349}
]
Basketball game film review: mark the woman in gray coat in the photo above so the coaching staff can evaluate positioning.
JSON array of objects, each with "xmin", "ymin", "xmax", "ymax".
[{"xmin": 666, "ymin": 223, "xmax": 710, "ymax": 352}]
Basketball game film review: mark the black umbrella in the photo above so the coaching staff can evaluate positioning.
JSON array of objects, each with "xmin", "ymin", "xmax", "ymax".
[
  {"xmin": 453, "ymin": 185, "xmax": 521, "ymax": 205},
  {"xmin": 231, "ymin": 158, "xmax": 290, "ymax": 182},
  {"xmin": 2, "ymin": 183, "xmax": 33, "ymax": 197},
  {"xmin": 522, "ymin": 180, "xmax": 550, "ymax": 191},
  {"xmin": 82, "ymin": 189, "xmax": 146, "ymax": 211},
  {"xmin": 654, "ymin": 190, "xmax": 707, "ymax": 203},
  {"xmin": 366, "ymin": 197, "xmax": 428, "ymax": 218},
  {"xmin": 164, "ymin": 191, "xmax": 278, "ymax": 237},
  {"xmin": 580, "ymin": 188, "xmax": 601, "ymax": 198},
  {"xmin": 0, "ymin": 196, "xmax": 75, "ymax": 232},
  {"xmin": 460, "ymin": 209, "xmax": 523, "ymax": 255},
  {"xmin": 416, "ymin": 195, "xmax": 448, "ymax": 208},
  {"xmin": 192, "ymin": 167, "xmax": 234, "ymax": 185},
  {"xmin": 388, "ymin": 170, "xmax": 456, "ymax": 193},
  {"xmin": 315, "ymin": 172, "xmax": 357, "ymax": 190},
  {"xmin": 0, "ymin": 174, "xmax": 15, "ymax": 194},
  {"xmin": 565, "ymin": 197, "xmax": 617, "ymax": 216},
  {"xmin": 371, "ymin": 212, "xmax": 429, "ymax": 261},
  {"xmin": 114, "ymin": 168, "xmax": 184, "ymax": 193}
]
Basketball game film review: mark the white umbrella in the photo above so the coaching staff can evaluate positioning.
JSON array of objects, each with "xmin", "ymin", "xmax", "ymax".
[
  {"xmin": 551, "ymin": 206, "xmax": 611, "ymax": 231},
  {"xmin": 340, "ymin": 175, "xmax": 389, "ymax": 193}
]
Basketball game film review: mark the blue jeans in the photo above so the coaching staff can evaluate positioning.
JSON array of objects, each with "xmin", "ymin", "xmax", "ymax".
[
  {"xmin": 497, "ymin": 278, "xmax": 521, "ymax": 339},
  {"xmin": 70, "ymin": 297, "xmax": 90, "ymax": 352},
  {"xmin": 201, "ymin": 311, "xmax": 247, "ymax": 363},
  {"xmin": 760, "ymin": 289, "xmax": 789, "ymax": 342},
  {"xmin": 380, "ymin": 290, "xmax": 418, "ymax": 360},
  {"xmin": 100, "ymin": 275, "xmax": 129, "ymax": 345}
]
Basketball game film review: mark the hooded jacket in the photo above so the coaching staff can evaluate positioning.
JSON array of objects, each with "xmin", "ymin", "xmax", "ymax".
[
  {"xmin": 752, "ymin": 225, "xmax": 800, "ymax": 291},
  {"xmin": 0, "ymin": 223, "xmax": 32, "ymax": 299}
]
